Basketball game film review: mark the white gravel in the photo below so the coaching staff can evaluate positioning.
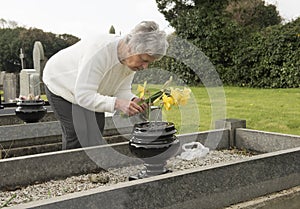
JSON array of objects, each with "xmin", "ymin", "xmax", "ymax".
[{"xmin": 0, "ymin": 149, "xmax": 253, "ymax": 208}]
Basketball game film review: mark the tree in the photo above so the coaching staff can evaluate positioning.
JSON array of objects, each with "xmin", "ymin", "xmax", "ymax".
[
  {"xmin": 225, "ymin": 0, "xmax": 281, "ymax": 30},
  {"xmin": 109, "ymin": 25, "xmax": 116, "ymax": 34},
  {"xmin": 0, "ymin": 27, "xmax": 23, "ymax": 72},
  {"xmin": 0, "ymin": 25, "xmax": 79, "ymax": 73},
  {"xmin": 0, "ymin": 18, "xmax": 7, "ymax": 28},
  {"xmin": 155, "ymin": 0, "xmax": 283, "ymax": 85},
  {"xmin": 155, "ymin": 0, "xmax": 241, "ymax": 84}
]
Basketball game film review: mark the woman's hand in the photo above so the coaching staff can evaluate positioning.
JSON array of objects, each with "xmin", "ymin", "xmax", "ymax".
[
  {"xmin": 115, "ymin": 98, "xmax": 148, "ymax": 116},
  {"xmin": 131, "ymin": 97, "xmax": 148, "ymax": 110}
]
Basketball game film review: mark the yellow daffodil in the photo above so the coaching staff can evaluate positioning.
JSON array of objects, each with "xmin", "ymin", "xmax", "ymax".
[
  {"xmin": 136, "ymin": 76, "xmax": 191, "ymax": 119},
  {"xmin": 137, "ymin": 81, "xmax": 147, "ymax": 98},
  {"xmin": 180, "ymin": 87, "xmax": 192, "ymax": 105},
  {"xmin": 170, "ymin": 88, "xmax": 181, "ymax": 105},
  {"xmin": 162, "ymin": 93, "xmax": 174, "ymax": 111},
  {"xmin": 170, "ymin": 87, "xmax": 191, "ymax": 106}
]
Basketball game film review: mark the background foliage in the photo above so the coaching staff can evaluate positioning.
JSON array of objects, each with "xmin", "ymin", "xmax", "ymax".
[
  {"xmin": 0, "ymin": 0, "xmax": 299, "ymax": 88},
  {"xmin": 0, "ymin": 26, "xmax": 79, "ymax": 72},
  {"xmin": 153, "ymin": 0, "xmax": 299, "ymax": 88},
  {"xmin": 232, "ymin": 18, "xmax": 300, "ymax": 87}
]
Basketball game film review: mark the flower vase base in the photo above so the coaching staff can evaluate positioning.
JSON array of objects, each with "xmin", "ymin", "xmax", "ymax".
[
  {"xmin": 129, "ymin": 163, "xmax": 172, "ymax": 181},
  {"xmin": 15, "ymin": 100, "xmax": 47, "ymax": 123}
]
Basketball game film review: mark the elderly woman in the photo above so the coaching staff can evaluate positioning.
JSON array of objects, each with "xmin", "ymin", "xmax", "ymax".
[{"xmin": 43, "ymin": 21, "xmax": 168, "ymax": 150}]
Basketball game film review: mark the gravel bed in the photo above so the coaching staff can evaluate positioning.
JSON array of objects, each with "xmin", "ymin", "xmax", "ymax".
[{"xmin": 0, "ymin": 149, "xmax": 253, "ymax": 208}]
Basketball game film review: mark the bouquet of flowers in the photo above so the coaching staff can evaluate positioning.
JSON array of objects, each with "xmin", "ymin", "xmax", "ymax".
[
  {"xmin": 17, "ymin": 94, "xmax": 41, "ymax": 101},
  {"xmin": 137, "ymin": 76, "xmax": 192, "ymax": 111}
]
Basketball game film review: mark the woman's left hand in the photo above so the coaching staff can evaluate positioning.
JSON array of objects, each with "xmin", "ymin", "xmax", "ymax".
[
  {"xmin": 131, "ymin": 97, "xmax": 148, "ymax": 112},
  {"xmin": 115, "ymin": 98, "xmax": 147, "ymax": 116}
]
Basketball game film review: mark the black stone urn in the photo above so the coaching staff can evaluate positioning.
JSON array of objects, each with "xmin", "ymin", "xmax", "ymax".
[
  {"xmin": 129, "ymin": 121, "xmax": 180, "ymax": 180},
  {"xmin": 15, "ymin": 100, "xmax": 47, "ymax": 123}
]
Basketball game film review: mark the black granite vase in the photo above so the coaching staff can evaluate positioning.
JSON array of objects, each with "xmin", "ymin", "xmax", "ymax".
[
  {"xmin": 15, "ymin": 100, "xmax": 47, "ymax": 123},
  {"xmin": 129, "ymin": 121, "xmax": 180, "ymax": 180}
]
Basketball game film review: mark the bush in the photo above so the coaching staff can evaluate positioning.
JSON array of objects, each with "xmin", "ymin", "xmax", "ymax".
[
  {"xmin": 153, "ymin": 0, "xmax": 290, "ymax": 88},
  {"xmin": 233, "ymin": 17, "xmax": 300, "ymax": 88}
]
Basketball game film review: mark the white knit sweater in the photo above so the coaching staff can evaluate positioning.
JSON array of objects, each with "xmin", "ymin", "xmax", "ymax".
[{"xmin": 42, "ymin": 34, "xmax": 136, "ymax": 113}]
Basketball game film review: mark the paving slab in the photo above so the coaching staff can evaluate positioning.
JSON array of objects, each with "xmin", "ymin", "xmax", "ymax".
[
  {"xmin": 9, "ymin": 147, "xmax": 300, "ymax": 209},
  {"xmin": 236, "ymin": 128, "xmax": 300, "ymax": 152},
  {"xmin": 0, "ymin": 129, "xmax": 228, "ymax": 190},
  {"xmin": 226, "ymin": 185, "xmax": 300, "ymax": 209}
]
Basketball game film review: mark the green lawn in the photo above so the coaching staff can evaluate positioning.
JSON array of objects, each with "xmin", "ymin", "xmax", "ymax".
[
  {"xmin": 8, "ymin": 86, "xmax": 299, "ymax": 136},
  {"xmin": 224, "ymin": 87, "xmax": 300, "ymax": 136},
  {"xmin": 133, "ymin": 85, "xmax": 300, "ymax": 136}
]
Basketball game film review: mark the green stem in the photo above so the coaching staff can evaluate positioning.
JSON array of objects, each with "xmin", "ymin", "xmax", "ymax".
[
  {"xmin": 1, "ymin": 194, "xmax": 17, "ymax": 208},
  {"xmin": 144, "ymin": 90, "xmax": 164, "ymax": 104}
]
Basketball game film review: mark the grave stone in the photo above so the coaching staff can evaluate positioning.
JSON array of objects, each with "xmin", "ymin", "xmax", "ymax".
[
  {"xmin": 0, "ymin": 71, "xmax": 5, "ymax": 91},
  {"xmin": 19, "ymin": 69, "xmax": 39, "ymax": 97},
  {"xmin": 19, "ymin": 48, "xmax": 25, "ymax": 69},
  {"xmin": 3, "ymin": 73, "xmax": 17, "ymax": 102},
  {"xmin": 33, "ymin": 41, "xmax": 45, "ymax": 76},
  {"xmin": 33, "ymin": 41, "xmax": 47, "ymax": 94},
  {"xmin": 19, "ymin": 41, "xmax": 46, "ymax": 97}
]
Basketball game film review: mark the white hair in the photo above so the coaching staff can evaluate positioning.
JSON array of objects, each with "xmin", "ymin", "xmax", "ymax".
[{"xmin": 125, "ymin": 21, "xmax": 169, "ymax": 59}]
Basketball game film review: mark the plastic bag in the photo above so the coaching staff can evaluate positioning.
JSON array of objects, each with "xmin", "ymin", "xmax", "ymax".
[{"xmin": 178, "ymin": 142, "xmax": 209, "ymax": 160}]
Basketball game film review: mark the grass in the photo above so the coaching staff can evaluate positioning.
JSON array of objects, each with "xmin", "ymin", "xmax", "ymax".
[
  {"xmin": 132, "ymin": 85, "xmax": 300, "ymax": 136},
  {"xmin": 224, "ymin": 87, "xmax": 300, "ymax": 135},
  {"xmin": 6, "ymin": 86, "xmax": 298, "ymax": 136}
]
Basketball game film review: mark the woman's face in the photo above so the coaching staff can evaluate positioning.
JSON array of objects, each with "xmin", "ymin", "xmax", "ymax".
[{"xmin": 123, "ymin": 54, "xmax": 156, "ymax": 71}]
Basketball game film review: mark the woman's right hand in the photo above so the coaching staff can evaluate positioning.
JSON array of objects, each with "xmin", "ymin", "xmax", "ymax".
[{"xmin": 114, "ymin": 98, "xmax": 146, "ymax": 116}]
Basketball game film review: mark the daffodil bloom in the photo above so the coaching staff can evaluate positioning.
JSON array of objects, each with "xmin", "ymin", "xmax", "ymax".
[
  {"xmin": 136, "ymin": 76, "xmax": 191, "ymax": 119},
  {"xmin": 162, "ymin": 93, "xmax": 174, "ymax": 111},
  {"xmin": 137, "ymin": 81, "xmax": 147, "ymax": 98},
  {"xmin": 180, "ymin": 87, "xmax": 191, "ymax": 105},
  {"xmin": 170, "ymin": 88, "xmax": 181, "ymax": 105},
  {"xmin": 170, "ymin": 87, "xmax": 191, "ymax": 106}
]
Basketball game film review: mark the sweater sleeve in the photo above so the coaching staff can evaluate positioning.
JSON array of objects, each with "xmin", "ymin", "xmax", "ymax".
[
  {"xmin": 74, "ymin": 46, "xmax": 117, "ymax": 113},
  {"xmin": 114, "ymin": 73, "xmax": 136, "ymax": 100}
]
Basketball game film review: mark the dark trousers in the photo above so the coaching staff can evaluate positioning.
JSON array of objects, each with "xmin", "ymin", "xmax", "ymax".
[{"xmin": 45, "ymin": 85, "xmax": 105, "ymax": 150}]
